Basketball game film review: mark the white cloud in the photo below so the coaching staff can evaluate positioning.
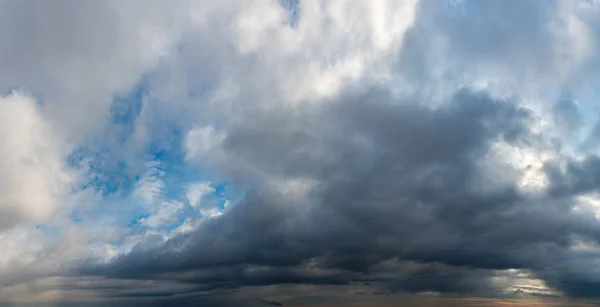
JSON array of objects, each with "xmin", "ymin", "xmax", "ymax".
[
  {"xmin": 200, "ymin": 207, "xmax": 224, "ymax": 219},
  {"xmin": 270, "ymin": 177, "xmax": 317, "ymax": 202},
  {"xmin": 133, "ymin": 163, "xmax": 185, "ymax": 229},
  {"xmin": 139, "ymin": 200, "xmax": 184, "ymax": 229},
  {"xmin": 0, "ymin": 92, "xmax": 73, "ymax": 230},
  {"xmin": 171, "ymin": 218, "xmax": 200, "ymax": 236},
  {"xmin": 133, "ymin": 161, "xmax": 165, "ymax": 207},
  {"xmin": 475, "ymin": 139, "xmax": 554, "ymax": 195},
  {"xmin": 185, "ymin": 126, "xmax": 226, "ymax": 161},
  {"xmin": 0, "ymin": 0, "xmax": 191, "ymax": 142},
  {"xmin": 186, "ymin": 182, "xmax": 216, "ymax": 208}
]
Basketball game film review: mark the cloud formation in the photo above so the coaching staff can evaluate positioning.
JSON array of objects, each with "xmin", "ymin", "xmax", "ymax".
[{"xmin": 2, "ymin": 0, "xmax": 600, "ymax": 306}]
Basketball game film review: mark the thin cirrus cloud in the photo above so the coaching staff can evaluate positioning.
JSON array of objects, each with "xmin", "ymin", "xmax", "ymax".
[{"xmin": 1, "ymin": 0, "xmax": 600, "ymax": 306}]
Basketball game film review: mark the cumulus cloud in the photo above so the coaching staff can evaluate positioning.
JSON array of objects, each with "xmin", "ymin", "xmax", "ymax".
[
  {"xmin": 0, "ymin": 92, "xmax": 72, "ymax": 230},
  {"xmin": 86, "ymin": 89, "xmax": 584, "ymax": 295}
]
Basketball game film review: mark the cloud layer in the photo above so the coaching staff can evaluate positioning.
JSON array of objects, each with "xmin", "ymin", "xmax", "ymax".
[{"xmin": 2, "ymin": 0, "xmax": 600, "ymax": 305}]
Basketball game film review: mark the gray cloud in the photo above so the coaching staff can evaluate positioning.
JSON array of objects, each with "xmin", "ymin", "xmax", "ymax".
[
  {"xmin": 65, "ymin": 0, "xmax": 600, "ymax": 302},
  {"xmin": 80, "ymin": 87, "xmax": 600, "ymax": 299}
]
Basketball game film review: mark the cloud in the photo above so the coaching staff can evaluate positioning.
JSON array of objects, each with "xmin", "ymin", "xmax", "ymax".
[
  {"xmin": 82, "ymin": 89, "xmax": 582, "ymax": 298},
  {"xmin": 0, "ymin": 92, "xmax": 73, "ymax": 230},
  {"xmin": 0, "ymin": 0, "xmax": 189, "ymax": 142},
  {"xmin": 4, "ymin": 0, "xmax": 600, "ymax": 305},
  {"xmin": 186, "ymin": 182, "xmax": 216, "ymax": 208}
]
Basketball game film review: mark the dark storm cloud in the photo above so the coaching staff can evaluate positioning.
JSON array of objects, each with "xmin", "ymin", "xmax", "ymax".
[
  {"xmin": 80, "ymin": 87, "xmax": 600, "ymax": 299},
  {"xmin": 72, "ymin": 3, "xmax": 600, "ymax": 299},
  {"xmin": 0, "ymin": 298, "xmax": 270, "ymax": 307},
  {"xmin": 258, "ymin": 299, "xmax": 283, "ymax": 306}
]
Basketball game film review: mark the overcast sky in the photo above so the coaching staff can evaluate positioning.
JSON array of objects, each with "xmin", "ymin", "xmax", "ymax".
[{"xmin": 2, "ymin": 0, "xmax": 600, "ymax": 306}]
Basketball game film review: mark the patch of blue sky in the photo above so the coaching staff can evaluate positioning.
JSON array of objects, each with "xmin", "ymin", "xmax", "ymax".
[
  {"xmin": 280, "ymin": 0, "xmax": 300, "ymax": 27},
  {"xmin": 139, "ymin": 121, "xmax": 245, "ymax": 201},
  {"xmin": 123, "ymin": 151, "xmax": 229, "ymax": 233},
  {"xmin": 109, "ymin": 75, "xmax": 147, "ymax": 142},
  {"xmin": 126, "ymin": 211, "xmax": 151, "ymax": 229},
  {"xmin": 67, "ymin": 76, "xmax": 149, "ymax": 198},
  {"xmin": 92, "ymin": 140, "xmax": 193, "ymax": 233},
  {"xmin": 69, "ymin": 147, "xmax": 133, "ymax": 197},
  {"xmin": 66, "ymin": 72, "xmax": 247, "ymax": 235},
  {"xmin": 212, "ymin": 182, "xmax": 244, "ymax": 210},
  {"xmin": 142, "ymin": 129, "xmax": 197, "ymax": 199}
]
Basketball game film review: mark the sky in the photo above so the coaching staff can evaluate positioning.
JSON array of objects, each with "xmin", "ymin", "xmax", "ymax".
[{"xmin": 3, "ymin": 0, "xmax": 600, "ymax": 306}]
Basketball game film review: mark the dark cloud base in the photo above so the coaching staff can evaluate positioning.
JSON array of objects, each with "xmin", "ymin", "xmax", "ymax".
[{"xmin": 77, "ymin": 88, "xmax": 600, "ymax": 301}]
